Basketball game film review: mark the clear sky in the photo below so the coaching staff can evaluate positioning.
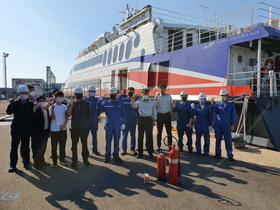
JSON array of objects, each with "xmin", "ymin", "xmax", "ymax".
[{"xmin": 1, "ymin": 0, "xmax": 279, "ymax": 88}]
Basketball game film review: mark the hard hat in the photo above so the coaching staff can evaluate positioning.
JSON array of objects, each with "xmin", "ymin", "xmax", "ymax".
[
  {"xmin": 109, "ymin": 87, "xmax": 117, "ymax": 94},
  {"xmin": 88, "ymin": 85, "xmax": 96, "ymax": 91},
  {"xmin": 17, "ymin": 85, "xmax": 29, "ymax": 93},
  {"xmin": 219, "ymin": 89, "xmax": 229, "ymax": 95},
  {"xmin": 180, "ymin": 91, "xmax": 188, "ymax": 96},
  {"xmin": 74, "ymin": 86, "xmax": 83, "ymax": 94},
  {"xmin": 198, "ymin": 92, "xmax": 207, "ymax": 99}
]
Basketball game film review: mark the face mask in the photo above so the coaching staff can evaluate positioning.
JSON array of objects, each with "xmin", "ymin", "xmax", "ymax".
[
  {"xmin": 89, "ymin": 92, "xmax": 95, "ymax": 97},
  {"xmin": 29, "ymin": 91, "xmax": 36, "ymax": 97},
  {"xmin": 128, "ymin": 92, "xmax": 133, "ymax": 97},
  {"xmin": 38, "ymin": 102, "xmax": 45, "ymax": 108},
  {"xmin": 142, "ymin": 95, "xmax": 149, "ymax": 100},
  {"xmin": 56, "ymin": 97, "xmax": 64, "ymax": 103},
  {"xmin": 20, "ymin": 94, "xmax": 28, "ymax": 100},
  {"xmin": 76, "ymin": 94, "xmax": 83, "ymax": 99},
  {"xmin": 221, "ymin": 96, "xmax": 227, "ymax": 102},
  {"xmin": 199, "ymin": 99, "xmax": 205, "ymax": 104},
  {"xmin": 181, "ymin": 96, "xmax": 187, "ymax": 101},
  {"xmin": 110, "ymin": 94, "xmax": 116, "ymax": 100}
]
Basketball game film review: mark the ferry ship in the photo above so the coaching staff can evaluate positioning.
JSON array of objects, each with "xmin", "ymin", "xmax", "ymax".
[{"xmin": 63, "ymin": 2, "xmax": 280, "ymax": 151}]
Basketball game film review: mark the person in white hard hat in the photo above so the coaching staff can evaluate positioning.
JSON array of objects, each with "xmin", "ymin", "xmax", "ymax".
[
  {"xmin": 67, "ymin": 87, "xmax": 90, "ymax": 167},
  {"xmin": 83, "ymin": 85, "xmax": 103, "ymax": 155},
  {"xmin": 117, "ymin": 87, "xmax": 138, "ymax": 156},
  {"xmin": 172, "ymin": 91, "xmax": 193, "ymax": 152},
  {"xmin": 98, "ymin": 87, "xmax": 126, "ymax": 163},
  {"xmin": 131, "ymin": 88, "xmax": 157, "ymax": 159},
  {"xmin": 6, "ymin": 85, "xmax": 35, "ymax": 172},
  {"xmin": 192, "ymin": 92, "xmax": 213, "ymax": 156},
  {"xmin": 210, "ymin": 88, "xmax": 236, "ymax": 162}
]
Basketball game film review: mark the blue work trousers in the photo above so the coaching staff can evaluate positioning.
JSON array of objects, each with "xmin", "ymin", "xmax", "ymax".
[
  {"xmin": 122, "ymin": 118, "xmax": 136, "ymax": 151},
  {"xmin": 195, "ymin": 123, "xmax": 210, "ymax": 154},
  {"xmin": 177, "ymin": 121, "xmax": 193, "ymax": 151},
  {"xmin": 214, "ymin": 125, "xmax": 233, "ymax": 158},
  {"xmin": 105, "ymin": 125, "xmax": 121, "ymax": 157}
]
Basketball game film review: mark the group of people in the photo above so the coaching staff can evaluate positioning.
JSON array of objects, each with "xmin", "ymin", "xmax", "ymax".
[{"xmin": 7, "ymin": 83, "xmax": 236, "ymax": 172}]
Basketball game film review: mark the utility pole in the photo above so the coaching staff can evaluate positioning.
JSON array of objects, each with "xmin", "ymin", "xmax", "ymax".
[{"xmin": 3, "ymin": 52, "xmax": 9, "ymax": 88}]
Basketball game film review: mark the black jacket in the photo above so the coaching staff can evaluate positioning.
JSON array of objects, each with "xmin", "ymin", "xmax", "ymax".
[
  {"xmin": 6, "ymin": 99, "xmax": 34, "ymax": 131},
  {"xmin": 31, "ymin": 107, "xmax": 51, "ymax": 138}
]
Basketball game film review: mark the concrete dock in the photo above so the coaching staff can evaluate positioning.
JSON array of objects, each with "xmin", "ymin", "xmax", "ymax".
[{"xmin": 0, "ymin": 100, "xmax": 279, "ymax": 210}]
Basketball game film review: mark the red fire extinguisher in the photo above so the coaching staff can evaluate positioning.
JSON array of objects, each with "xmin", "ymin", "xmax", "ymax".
[
  {"xmin": 168, "ymin": 144, "xmax": 179, "ymax": 184},
  {"xmin": 157, "ymin": 153, "xmax": 166, "ymax": 181}
]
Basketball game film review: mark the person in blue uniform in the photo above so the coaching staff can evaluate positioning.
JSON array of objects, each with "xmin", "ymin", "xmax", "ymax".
[
  {"xmin": 192, "ymin": 92, "xmax": 213, "ymax": 156},
  {"xmin": 172, "ymin": 91, "xmax": 193, "ymax": 152},
  {"xmin": 84, "ymin": 85, "xmax": 102, "ymax": 155},
  {"xmin": 117, "ymin": 87, "xmax": 138, "ymax": 155},
  {"xmin": 98, "ymin": 87, "xmax": 126, "ymax": 163},
  {"xmin": 31, "ymin": 96, "xmax": 50, "ymax": 169},
  {"xmin": 210, "ymin": 89, "xmax": 236, "ymax": 162},
  {"xmin": 6, "ymin": 85, "xmax": 34, "ymax": 172}
]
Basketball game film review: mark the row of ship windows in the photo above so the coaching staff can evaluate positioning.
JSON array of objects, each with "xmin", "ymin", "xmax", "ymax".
[{"xmin": 73, "ymin": 36, "xmax": 140, "ymax": 72}]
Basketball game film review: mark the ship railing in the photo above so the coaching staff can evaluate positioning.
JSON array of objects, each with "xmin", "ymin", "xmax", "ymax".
[
  {"xmin": 227, "ymin": 71, "xmax": 280, "ymax": 97},
  {"xmin": 154, "ymin": 2, "xmax": 280, "ymax": 54}
]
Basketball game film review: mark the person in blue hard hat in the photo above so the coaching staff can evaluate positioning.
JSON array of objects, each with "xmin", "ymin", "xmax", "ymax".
[
  {"xmin": 67, "ymin": 87, "xmax": 90, "ymax": 167},
  {"xmin": 98, "ymin": 87, "xmax": 126, "ymax": 163},
  {"xmin": 172, "ymin": 91, "xmax": 193, "ymax": 153},
  {"xmin": 83, "ymin": 85, "xmax": 103, "ymax": 155},
  {"xmin": 210, "ymin": 88, "xmax": 236, "ymax": 162},
  {"xmin": 117, "ymin": 87, "xmax": 138, "ymax": 156},
  {"xmin": 192, "ymin": 92, "xmax": 213, "ymax": 156},
  {"xmin": 6, "ymin": 85, "xmax": 34, "ymax": 172}
]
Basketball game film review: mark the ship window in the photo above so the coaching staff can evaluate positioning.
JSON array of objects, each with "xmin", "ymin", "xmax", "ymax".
[
  {"xmin": 113, "ymin": 46, "xmax": 118, "ymax": 63},
  {"xmin": 125, "ymin": 39, "xmax": 132, "ymax": 59},
  {"xmin": 119, "ymin": 43, "xmax": 124, "ymax": 61},
  {"xmin": 158, "ymin": 61, "xmax": 169, "ymax": 86},
  {"xmin": 168, "ymin": 30, "xmax": 182, "ymax": 52},
  {"xmin": 134, "ymin": 36, "xmax": 140, "ymax": 48},
  {"xmin": 186, "ymin": 33, "xmax": 193, "ymax": 47},
  {"xmin": 108, "ymin": 48, "xmax": 112, "ymax": 65},
  {"xmin": 103, "ymin": 51, "xmax": 107, "ymax": 66},
  {"xmin": 99, "ymin": 54, "xmax": 103, "ymax": 64},
  {"xmin": 200, "ymin": 32, "xmax": 210, "ymax": 43}
]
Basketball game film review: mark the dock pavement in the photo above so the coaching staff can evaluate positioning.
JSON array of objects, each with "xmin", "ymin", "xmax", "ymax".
[{"xmin": 0, "ymin": 100, "xmax": 279, "ymax": 210}]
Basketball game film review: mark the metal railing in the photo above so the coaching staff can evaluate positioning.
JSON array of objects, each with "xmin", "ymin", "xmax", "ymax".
[
  {"xmin": 226, "ymin": 71, "xmax": 279, "ymax": 97},
  {"xmin": 154, "ymin": 2, "xmax": 280, "ymax": 54}
]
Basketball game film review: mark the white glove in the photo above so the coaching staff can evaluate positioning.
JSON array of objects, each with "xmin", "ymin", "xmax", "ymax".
[
  {"xmin": 191, "ymin": 103, "xmax": 195, "ymax": 109},
  {"xmin": 98, "ymin": 96, "xmax": 103, "ymax": 101},
  {"xmin": 209, "ymin": 126, "xmax": 213, "ymax": 132},
  {"xmin": 121, "ymin": 124, "xmax": 126, "ymax": 130}
]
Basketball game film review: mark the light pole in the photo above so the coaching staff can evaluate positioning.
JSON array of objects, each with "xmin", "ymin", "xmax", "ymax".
[{"xmin": 3, "ymin": 52, "xmax": 9, "ymax": 88}]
